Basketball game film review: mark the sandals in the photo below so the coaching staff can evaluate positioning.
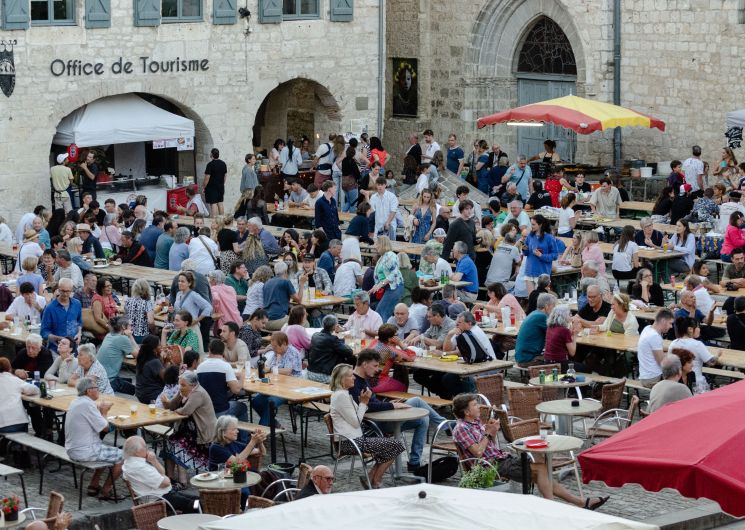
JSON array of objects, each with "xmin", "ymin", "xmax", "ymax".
[
  {"xmin": 86, "ymin": 486, "xmax": 101, "ymax": 497},
  {"xmin": 98, "ymin": 491, "xmax": 116, "ymax": 501},
  {"xmin": 585, "ymin": 496, "xmax": 610, "ymax": 511}
]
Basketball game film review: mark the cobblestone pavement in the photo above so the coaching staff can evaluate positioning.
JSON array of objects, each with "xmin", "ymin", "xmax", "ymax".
[{"xmin": 0, "ymin": 368, "xmax": 722, "ymax": 528}]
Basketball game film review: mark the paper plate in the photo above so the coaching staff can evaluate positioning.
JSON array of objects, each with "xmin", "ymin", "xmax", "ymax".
[{"xmin": 525, "ymin": 439, "xmax": 549, "ymax": 449}]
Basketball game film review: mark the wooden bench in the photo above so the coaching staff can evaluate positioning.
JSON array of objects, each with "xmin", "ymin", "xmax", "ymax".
[
  {"xmin": 0, "ymin": 463, "xmax": 27, "ymax": 507},
  {"xmin": 376, "ymin": 391, "xmax": 452, "ymax": 408},
  {"xmin": 702, "ymin": 367, "xmax": 745, "ymax": 380},
  {"xmin": 1, "ymin": 433, "xmax": 116, "ymax": 509}
]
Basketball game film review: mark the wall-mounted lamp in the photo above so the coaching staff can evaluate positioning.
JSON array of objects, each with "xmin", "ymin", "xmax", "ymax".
[{"xmin": 239, "ymin": 7, "xmax": 251, "ymax": 35}]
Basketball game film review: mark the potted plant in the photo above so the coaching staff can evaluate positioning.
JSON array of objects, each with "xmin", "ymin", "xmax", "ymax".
[
  {"xmin": 2, "ymin": 495, "xmax": 20, "ymax": 522},
  {"xmin": 229, "ymin": 460, "xmax": 251, "ymax": 484},
  {"xmin": 458, "ymin": 464, "xmax": 511, "ymax": 492}
]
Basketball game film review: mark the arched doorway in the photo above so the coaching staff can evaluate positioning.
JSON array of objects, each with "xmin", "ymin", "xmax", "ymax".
[
  {"xmin": 50, "ymin": 92, "xmax": 210, "ymax": 209},
  {"xmin": 252, "ymin": 78, "xmax": 341, "ymax": 152},
  {"xmin": 515, "ymin": 16, "xmax": 578, "ymax": 163}
]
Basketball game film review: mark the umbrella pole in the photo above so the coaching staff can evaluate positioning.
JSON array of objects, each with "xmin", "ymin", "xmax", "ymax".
[{"xmin": 613, "ymin": 0, "xmax": 623, "ymax": 169}]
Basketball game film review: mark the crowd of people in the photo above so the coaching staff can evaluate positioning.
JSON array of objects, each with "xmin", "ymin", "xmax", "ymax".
[{"xmin": 2, "ymin": 132, "xmax": 745, "ymax": 518}]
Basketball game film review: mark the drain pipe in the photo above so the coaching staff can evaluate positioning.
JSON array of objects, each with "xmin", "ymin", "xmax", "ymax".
[
  {"xmin": 613, "ymin": 0, "xmax": 622, "ymax": 169},
  {"xmin": 377, "ymin": 0, "xmax": 385, "ymax": 136}
]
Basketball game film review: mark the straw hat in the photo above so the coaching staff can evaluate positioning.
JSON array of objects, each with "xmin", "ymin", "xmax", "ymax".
[
  {"xmin": 76, "ymin": 223, "xmax": 91, "ymax": 232},
  {"xmin": 23, "ymin": 229, "xmax": 39, "ymax": 241}
]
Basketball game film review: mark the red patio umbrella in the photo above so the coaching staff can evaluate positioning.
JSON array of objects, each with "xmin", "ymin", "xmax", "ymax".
[{"xmin": 578, "ymin": 380, "xmax": 745, "ymax": 517}]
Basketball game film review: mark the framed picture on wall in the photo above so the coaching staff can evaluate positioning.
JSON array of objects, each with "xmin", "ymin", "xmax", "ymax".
[{"xmin": 392, "ymin": 58, "xmax": 418, "ymax": 117}]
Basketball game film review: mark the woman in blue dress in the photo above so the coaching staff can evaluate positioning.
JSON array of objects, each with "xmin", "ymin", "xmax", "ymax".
[{"xmin": 412, "ymin": 188, "xmax": 438, "ymax": 244}]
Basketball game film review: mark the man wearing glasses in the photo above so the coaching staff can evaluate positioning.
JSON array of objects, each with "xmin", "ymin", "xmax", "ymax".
[
  {"xmin": 40, "ymin": 277, "xmax": 82, "ymax": 353},
  {"xmin": 296, "ymin": 465, "xmax": 335, "ymax": 499}
]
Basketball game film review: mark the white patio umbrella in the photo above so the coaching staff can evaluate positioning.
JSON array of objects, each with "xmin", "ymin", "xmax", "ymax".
[{"xmin": 199, "ymin": 484, "xmax": 657, "ymax": 530}]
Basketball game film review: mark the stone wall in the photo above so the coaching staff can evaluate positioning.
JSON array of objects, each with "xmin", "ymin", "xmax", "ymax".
[
  {"xmin": 0, "ymin": 0, "xmax": 380, "ymax": 226},
  {"xmin": 384, "ymin": 0, "xmax": 745, "ymax": 177}
]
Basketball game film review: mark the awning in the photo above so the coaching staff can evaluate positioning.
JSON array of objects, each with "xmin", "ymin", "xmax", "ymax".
[{"xmin": 53, "ymin": 93, "xmax": 194, "ymax": 147}]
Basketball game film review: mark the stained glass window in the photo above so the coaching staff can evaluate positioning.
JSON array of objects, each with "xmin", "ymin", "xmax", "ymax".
[{"xmin": 517, "ymin": 17, "xmax": 577, "ymax": 75}]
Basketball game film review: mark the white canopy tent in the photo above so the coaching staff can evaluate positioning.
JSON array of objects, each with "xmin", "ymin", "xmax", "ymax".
[
  {"xmin": 199, "ymin": 484, "xmax": 658, "ymax": 530},
  {"xmin": 52, "ymin": 93, "xmax": 194, "ymax": 147},
  {"xmin": 726, "ymin": 109, "xmax": 745, "ymax": 130}
]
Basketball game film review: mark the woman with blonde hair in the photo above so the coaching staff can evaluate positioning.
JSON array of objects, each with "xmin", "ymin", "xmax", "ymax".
[
  {"xmin": 411, "ymin": 188, "xmax": 437, "ymax": 244},
  {"xmin": 475, "ymin": 228, "xmax": 494, "ymax": 286},
  {"xmin": 59, "ymin": 221, "xmax": 77, "ymax": 243},
  {"xmin": 66, "ymin": 236, "xmax": 92, "ymax": 272},
  {"xmin": 242, "ymin": 232, "xmax": 269, "ymax": 275},
  {"xmin": 599, "ymin": 293, "xmax": 639, "ymax": 335},
  {"xmin": 581, "ymin": 231, "xmax": 606, "ymax": 276},
  {"xmin": 559, "ymin": 232, "xmax": 583, "ymax": 267}
]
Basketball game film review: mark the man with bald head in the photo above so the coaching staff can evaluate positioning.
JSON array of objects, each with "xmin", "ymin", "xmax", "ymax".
[
  {"xmin": 387, "ymin": 303, "xmax": 420, "ymax": 341},
  {"xmin": 26, "ymin": 512, "xmax": 72, "ymax": 530},
  {"xmin": 573, "ymin": 285, "xmax": 611, "ymax": 328},
  {"xmin": 296, "ymin": 465, "xmax": 335, "ymax": 499}
]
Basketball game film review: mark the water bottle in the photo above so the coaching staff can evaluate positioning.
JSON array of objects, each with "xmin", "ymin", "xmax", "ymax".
[
  {"xmin": 539, "ymin": 369, "xmax": 546, "ymax": 384},
  {"xmin": 501, "ymin": 306, "xmax": 511, "ymax": 328},
  {"xmin": 552, "ymin": 367, "xmax": 559, "ymax": 382},
  {"xmin": 440, "ymin": 271, "xmax": 446, "ymax": 285},
  {"xmin": 33, "ymin": 371, "xmax": 40, "ymax": 383},
  {"xmin": 567, "ymin": 363, "xmax": 576, "ymax": 379},
  {"xmin": 257, "ymin": 354, "xmax": 266, "ymax": 379},
  {"xmin": 283, "ymin": 193, "xmax": 289, "ymax": 210}
]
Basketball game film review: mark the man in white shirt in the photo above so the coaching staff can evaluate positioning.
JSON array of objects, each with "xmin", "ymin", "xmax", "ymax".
[
  {"xmin": 6, "ymin": 282, "xmax": 46, "ymax": 321},
  {"xmin": 343, "ymin": 291, "xmax": 383, "ymax": 338},
  {"xmin": 367, "ymin": 176, "xmax": 399, "ymax": 240},
  {"xmin": 445, "ymin": 311, "xmax": 497, "ymax": 360},
  {"xmin": 16, "ymin": 205, "xmax": 45, "ymax": 245},
  {"xmin": 422, "ymin": 129, "xmax": 440, "ymax": 164},
  {"xmin": 683, "ymin": 275, "xmax": 715, "ymax": 314},
  {"xmin": 716, "ymin": 193, "xmax": 745, "ymax": 233},
  {"xmin": 306, "ymin": 184, "xmax": 321, "ymax": 210},
  {"xmin": 122, "ymin": 436, "xmax": 199, "ymax": 512},
  {"xmin": 188, "ymin": 228, "xmax": 219, "ymax": 275},
  {"xmin": 333, "ymin": 258, "xmax": 363, "ymax": 297},
  {"xmin": 499, "ymin": 200, "xmax": 531, "ymax": 235},
  {"xmin": 638, "ymin": 309, "xmax": 674, "ymax": 388},
  {"xmin": 452, "ymin": 185, "xmax": 482, "ymax": 227},
  {"xmin": 287, "ymin": 179, "xmax": 310, "ymax": 208},
  {"xmin": 682, "ymin": 145, "xmax": 705, "ymax": 195},
  {"xmin": 312, "ymin": 136, "xmax": 335, "ymax": 184},
  {"xmin": 589, "ymin": 177, "xmax": 622, "ymax": 219}
]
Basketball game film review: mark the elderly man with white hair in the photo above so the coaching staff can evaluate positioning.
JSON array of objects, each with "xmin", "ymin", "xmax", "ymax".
[
  {"xmin": 580, "ymin": 260, "xmax": 611, "ymax": 301},
  {"xmin": 247, "ymin": 216, "xmax": 280, "ymax": 257},
  {"xmin": 65, "ymin": 377, "xmax": 122, "ymax": 500},
  {"xmin": 187, "ymin": 226, "xmax": 219, "ymax": 275},
  {"xmin": 499, "ymin": 199, "xmax": 531, "ymax": 235},
  {"xmin": 649, "ymin": 354, "xmax": 693, "ymax": 412},
  {"xmin": 40, "ymin": 277, "xmax": 82, "ymax": 352},
  {"xmin": 122, "ymin": 435, "xmax": 199, "ymax": 512},
  {"xmin": 296, "ymin": 465, "xmax": 335, "ymax": 500},
  {"xmin": 387, "ymin": 303, "xmax": 420, "ymax": 341},
  {"xmin": 343, "ymin": 291, "xmax": 383, "ymax": 339},
  {"xmin": 11, "ymin": 333, "xmax": 54, "ymax": 438},
  {"xmin": 263, "ymin": 261, "xmax": 304, "ymax": 331},
  {"xmin": 68, "ymin": 343, "xmax": 114, "ymax": 395}
]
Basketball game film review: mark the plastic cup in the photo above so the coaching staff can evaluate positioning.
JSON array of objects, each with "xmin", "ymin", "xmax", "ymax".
[
  {"xmin": 149, "ymin": 404, "xmax": 156, "ymax": 416},
  {"xmin": 130, "ymin": 404, "xmax": 138, "ymax": 417},
  {"xmin": 309, "ymin": 287, "xmax": 316, "ymax": 299}
]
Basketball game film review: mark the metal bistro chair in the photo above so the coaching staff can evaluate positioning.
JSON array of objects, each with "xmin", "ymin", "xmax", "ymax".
[
  {"xmin": 323, "ymin": 413, "xmax": 375, "ymax": 490},
  {"xmin": 130, "ymin": 500, "xmax": 167, "ymax": 530},
  {"xmin": 427, "ymin": 419, "xmax": 458, "ymax": 483},
  {"xmin": 586, "ymin": 395, "xmax": 640, "ymax": 444},
  {"xmin": 124, "ymin": 479, "xmax": 177, "ymax": 515},
  {"xmin": 262, "ymin": 461, "xmax": 312, "ymax": 503},
  {"xmin": 578, "ymin": 378, "xmax": 626, "ymax": 434}
]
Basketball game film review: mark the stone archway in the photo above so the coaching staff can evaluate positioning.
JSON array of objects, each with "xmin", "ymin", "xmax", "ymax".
[
  {"xmin": 464, "ymin": 0, "xmax": 588, "ymax": 157},
  {"xmin": 252, "ymin": 78, "xmax": 342, "ymax": 151}
]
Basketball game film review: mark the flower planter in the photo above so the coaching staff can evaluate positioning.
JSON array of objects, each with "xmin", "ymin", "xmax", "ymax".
[{"xmin": 4, "ymin": 510, "xmax": 18, "ymax": 522}]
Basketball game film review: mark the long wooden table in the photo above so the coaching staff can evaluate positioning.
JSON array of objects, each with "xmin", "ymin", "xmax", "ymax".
[
  {"xmin": 620, "ymin": 201, "xmax": 655, "ymax": 213},
  {"xmin": 295, "ymin": 293, "xmax": 350, "ymax": 309},
  {"xmin": 90, "ymin": 263, "xmax": 176, "ymax": 287},
  {"xmin": 22, "ymin": 390, "xmax": 184, "ymax": 431},
  {"xmin": 242, "ymin": 374, "xmax": 331, "ymax": 463},
  {"xmin": 267, "ymin": 204, "xmax": 355, "ymax": 223},
  {"xmin": 407, "ymin": 356, "xmax": 512, "ymax": 375}
]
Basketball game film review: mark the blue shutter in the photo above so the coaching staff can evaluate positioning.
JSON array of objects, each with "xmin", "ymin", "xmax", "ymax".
[
  {"xmin": 133, "ymin": 0, "xmax": 160, "ymax": 26},
  {"xmin": 329, "ymin": 0, "xmax": 352, "ymax": 21},
  {"xmin": 212, "ymin": 0, "xmax": 236, "ymax": 24},
  {"xmin": 258, "ymin": 0, "xmax": 281, "ymax": 23},
  {"xmin": 85, "ymin": 0, "xmax": 111, "ymax": 28},
  {"xmin": 1, "ymin": 0, "xmax": 30, "ymax": 30}
]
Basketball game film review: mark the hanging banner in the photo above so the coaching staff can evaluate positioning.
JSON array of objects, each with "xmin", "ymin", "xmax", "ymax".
[{"xmin": 176, "ymin": 137, "xmax": 194, "ymax": 151}]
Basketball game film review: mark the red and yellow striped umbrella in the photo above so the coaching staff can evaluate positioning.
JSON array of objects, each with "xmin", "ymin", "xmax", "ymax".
[{"xmin": 476, "ymin": 94, "xmax": 665, "ymax": 134}]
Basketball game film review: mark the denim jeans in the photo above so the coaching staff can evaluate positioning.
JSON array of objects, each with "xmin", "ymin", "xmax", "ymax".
[
  {"xmin": 251, "ymin": 394, "xmax": 287, "ymax": 427},
  {"xmin": 379, "ymin": 413, "xmax": 429, "ymax": 466},
  {"xmin": 343, "ymin": 188, "xmax": 359, "ymax": 213},
  {"xmin": 110, "ymin": 376, "xmax": 135, "ymax": 395},
  {"xmin": 217, "ymin": 401, "xmax": 249, "ymax": 443},
  {"xmin": 376, "ymin": 283, "xmax": 403, "ymax": 323}
]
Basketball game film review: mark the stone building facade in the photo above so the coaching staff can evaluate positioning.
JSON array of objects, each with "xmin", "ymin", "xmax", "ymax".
[
  {"xmin": 0, "ymin": 0, "xmax": 380, "ymax": 225},
  {"xmin": 385, "ymin": 0, "xmax": 745, "ymax": 174}
]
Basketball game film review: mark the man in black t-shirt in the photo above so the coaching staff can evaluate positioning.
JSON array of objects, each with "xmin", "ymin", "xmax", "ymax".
[
  {"xmin": 203, "ymin": 147, "xmax": 228, "ymax": 217},
  {"xmin": 525, "ymin": 181, "xmax": 553, "ymax": 211},
  {"xmin": 79, "ymin": 151, "xmax": 99, "ymax": 202},
  {"xmin": 574, "ymin": 285, "xmax": 611, "ymax": 328}
]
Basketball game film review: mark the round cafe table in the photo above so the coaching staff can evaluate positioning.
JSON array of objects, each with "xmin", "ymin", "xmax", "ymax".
[
  {"xmin": 511, "ymin": 434, "xmax": 583, "ymax": 487},
  {"xmin": 189, "ymin": 470, "xmax": 262, "ymax": 490},
  {"xmin": 365, "ymin": 407, "xmax": 428, "ymax": 480},
  {"xmin": 0, "ymin": 513, "xmax": 26, "ymax": 528},
  {"xmin": 528, "ymin": 373, "xmax": 620, "ymax": 399},
  {"xmin": 536, "ymin": 399, "xmax": 601, "ymax": 436},
  {"xmin": 157, "ymin": 513, "xmax": 220, "ymax": 530}
]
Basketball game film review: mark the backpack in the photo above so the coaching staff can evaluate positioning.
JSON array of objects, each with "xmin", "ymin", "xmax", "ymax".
[
  {"xmin": 411, "ymin": 456, "xmax": 459, "ymax": 482},
  {"xmin": 455, "ymin": 330, "xmax": 491, "ymax": 364}
]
